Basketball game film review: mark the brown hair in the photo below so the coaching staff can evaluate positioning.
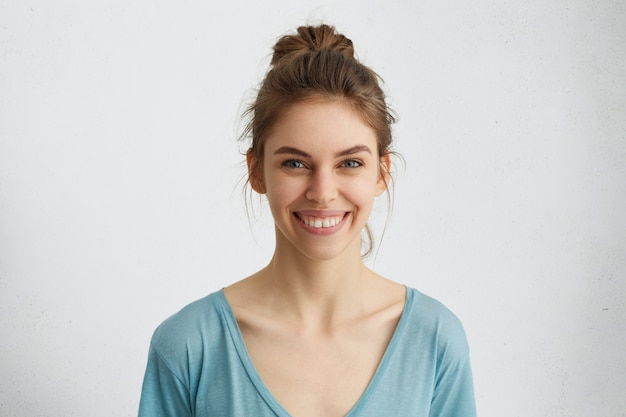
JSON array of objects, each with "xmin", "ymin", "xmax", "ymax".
[{"xmin": 242, "ymin": 24, "xmax": 397, "ymax": 256}]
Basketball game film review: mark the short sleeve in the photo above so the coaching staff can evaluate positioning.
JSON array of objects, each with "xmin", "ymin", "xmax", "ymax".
[
  {"xmin": 429, "ymin": 322, "xmax": 476, "ymax": 417},
  {"xmin": 138, "ymin": 342, "xmax": 192, "ymax": 417}
]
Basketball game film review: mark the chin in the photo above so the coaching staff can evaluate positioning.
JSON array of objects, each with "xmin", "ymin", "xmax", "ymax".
[{"xmin": 296, "ymin": 240, "xmax": 361, "ymax": 262}]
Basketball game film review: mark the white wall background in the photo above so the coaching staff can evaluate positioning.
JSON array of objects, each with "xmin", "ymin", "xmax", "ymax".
[{"xmin": 1, "ymin": 0, "xmax": 625, "ymax": 416}]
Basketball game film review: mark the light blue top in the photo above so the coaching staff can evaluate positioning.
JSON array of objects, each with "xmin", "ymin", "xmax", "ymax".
[{"xmin": 138, "ymin": 287, "xmax": 476, "ymax": 416}]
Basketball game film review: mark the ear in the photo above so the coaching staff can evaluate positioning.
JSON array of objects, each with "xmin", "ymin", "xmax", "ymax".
[
  {"xmin": 247, "ymin": 150, "xmax": 266, "ymax": 194},
  {"xmin": 375, "ymin": 154, "xmax": 392, "ymax": 196}
]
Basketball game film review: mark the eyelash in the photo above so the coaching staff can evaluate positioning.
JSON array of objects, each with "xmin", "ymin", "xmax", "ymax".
[
  {"xmin": 341, "ymin": 159, "xmax": 363, "ymax": 169},
  {"xmin": 282, "ymin": 159, "xmax": 306, "ymax": 169},
  {"xmin": 281, "ymin": 159, "xmax": 363, "ymax": 169}
]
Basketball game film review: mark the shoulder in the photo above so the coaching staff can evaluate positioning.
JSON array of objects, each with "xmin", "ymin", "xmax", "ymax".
[
  {"xmin": 139, "ymin": 291, "xmax": 233, "ymax": 414},
  {"xmin": 401, "ymin": 288, "xmax": 476, "ymax": 413},
  {"xmin": 149, "ymin": 291, "xmax": 228, "ymax": 364},
  {"xmin": 403, "ymin": 287, "xmax": 470, "ymax": 358}
]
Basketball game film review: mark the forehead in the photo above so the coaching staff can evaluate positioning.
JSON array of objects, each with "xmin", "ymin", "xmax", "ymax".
[{"xmin": 264, "ymin": 100, "xmax": 378, "ymax": 155}]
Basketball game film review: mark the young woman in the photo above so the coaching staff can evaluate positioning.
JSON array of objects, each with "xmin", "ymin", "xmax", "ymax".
[{"xmin": 138, "ymin": 24, "xmax": 476, "ymax": 417}]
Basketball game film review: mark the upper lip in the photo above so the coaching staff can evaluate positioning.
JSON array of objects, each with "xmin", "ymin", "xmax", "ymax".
[{"xmin": 294, "ymin": 209, "xmax": 348, "ymax": 217}]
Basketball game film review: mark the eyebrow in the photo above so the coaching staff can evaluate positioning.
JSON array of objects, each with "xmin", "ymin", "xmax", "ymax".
[{"xmin": 273, "ymin": 145, "xmax": 372, "ymax": 158}]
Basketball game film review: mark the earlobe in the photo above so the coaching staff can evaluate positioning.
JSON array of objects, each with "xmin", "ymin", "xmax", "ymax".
[
  {"xmin": 376, "ymin": 154, "xmax": 392, "ymax": 196},
  {"xmin": 247, "ymin": 151, "xmax": 266, "ymax": 194}
]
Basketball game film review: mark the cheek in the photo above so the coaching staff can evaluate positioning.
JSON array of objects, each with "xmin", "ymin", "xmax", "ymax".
[
  {"xmin": 344, "ymin": 176, "xmax": 380, "ymax": 205},
  {"xmin": 264, "ymin": 173, "xmax": 303, "ymax": 209}
]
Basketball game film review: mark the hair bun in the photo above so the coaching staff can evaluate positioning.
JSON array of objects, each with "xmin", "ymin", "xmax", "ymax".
[{"xmin": 271, "ymin": 24, "xmax": 355, "ymax": 66}]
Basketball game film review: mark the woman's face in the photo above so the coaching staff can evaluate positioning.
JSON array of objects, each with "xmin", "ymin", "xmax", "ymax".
[{"xmin": 249, "ymin": 100, "xmax": 389, "ymax": 261}]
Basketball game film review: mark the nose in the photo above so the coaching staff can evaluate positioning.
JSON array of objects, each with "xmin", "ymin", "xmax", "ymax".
[{"xmin": 305, "ymin": 168, "xmax": 338, "ymax": 204}]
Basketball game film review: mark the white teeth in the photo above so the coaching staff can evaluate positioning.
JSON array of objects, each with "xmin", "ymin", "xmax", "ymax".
[{"xmin": 299, "ymin": 214, "xmax": 344, "ymax": 228}]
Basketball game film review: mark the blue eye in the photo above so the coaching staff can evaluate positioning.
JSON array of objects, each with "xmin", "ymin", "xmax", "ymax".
[
  {"xmin": 342, "ymin": 159, "xmax": 362, "ymax": 168},
  {"xmin": 283, "ymin": 159, "xmax": 305, "ymax": 169}
]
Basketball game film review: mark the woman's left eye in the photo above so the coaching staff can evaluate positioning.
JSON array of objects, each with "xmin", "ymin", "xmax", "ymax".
[{"xmin": 342, "ymin": 159, "xmax": 362, "ymax": 168}]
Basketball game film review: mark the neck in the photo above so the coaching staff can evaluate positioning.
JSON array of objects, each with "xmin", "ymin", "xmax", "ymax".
[{"xmin": 258, "ymin": 233, "xmax": 374, "ymax": 327}]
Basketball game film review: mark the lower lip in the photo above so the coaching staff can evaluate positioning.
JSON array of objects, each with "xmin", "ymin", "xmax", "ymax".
[{"xmin": 294, "ymin": 213, "xmax": 349, "ymax": 235}]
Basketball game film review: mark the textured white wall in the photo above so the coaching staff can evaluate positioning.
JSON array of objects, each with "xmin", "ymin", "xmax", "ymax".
[{"xmin": 1, "ymin": 1, "xmax": 625, "ymax": 416}]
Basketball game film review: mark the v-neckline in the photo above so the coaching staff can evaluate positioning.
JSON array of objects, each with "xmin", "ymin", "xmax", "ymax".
[{"xmin": 216, "ymin": 286, "xmax": 413, "ymax": 417}]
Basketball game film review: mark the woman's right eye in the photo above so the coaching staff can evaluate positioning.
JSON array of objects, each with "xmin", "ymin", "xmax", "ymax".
[{"xmin": 282, "ymin": 159, "xmax": 305, "ymax": 169}]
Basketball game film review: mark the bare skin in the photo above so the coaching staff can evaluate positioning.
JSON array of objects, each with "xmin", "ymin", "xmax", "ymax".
[{"xmin": 224, "ymin": 255, "xmax": 405, "ymax": 417}]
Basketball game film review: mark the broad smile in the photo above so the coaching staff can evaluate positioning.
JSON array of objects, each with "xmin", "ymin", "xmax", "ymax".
[{"xmin": 293, "ymin": 211, "xmax": 349, "ymax": 234}]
